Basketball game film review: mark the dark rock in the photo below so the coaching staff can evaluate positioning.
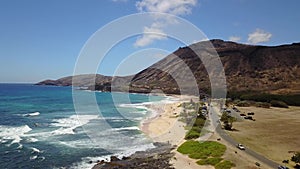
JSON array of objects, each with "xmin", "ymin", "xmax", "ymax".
[
  {"xmin": 110, "ymin": 156, "xmax": 120, "ymax": 161},
  {"xmin": 92, "ymin": 142, "xmax": 175, "ymax": 169}
]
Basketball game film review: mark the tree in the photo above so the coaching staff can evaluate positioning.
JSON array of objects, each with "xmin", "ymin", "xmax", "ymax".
[
  {"xmin": 220, "ymin": 112, "xmax": 237, "ymax": 130},
  {"xmin": 292, "ymin": 152, "xmax": 300, "ymax": 164}
]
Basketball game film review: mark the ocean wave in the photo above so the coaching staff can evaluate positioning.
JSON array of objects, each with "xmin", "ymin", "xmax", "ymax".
[
  {"xmin": 26, "ymin": 137, "xmax": 38, "ymax": 143},
  {"xmin": 0, "ymin": 125, "xmax": 32, "ymax": 145},
  {"xmin": 50, "ymin": 115, "xmax": 99, "ymax": 136},
  {"xmin": 30, "ymin": 155, "xmax": 38, "ymax": 160},
  {"xmin": 24, "ymin": 112, "xmax": 40, "ymax": 117},
  {"xmin": 17, "ymin": 143, "xmax": 23, "ymax": 149},
  {"xmin": 69, "ymin": 142, "xmax": 155, "ymax": 169},
  {"xmin": 112, "ymin": 126, "xmax": 140, "ymax": 131},
  {"xmin": 31, "ymin": 147, "xmax": 42, "ymax": 153}
]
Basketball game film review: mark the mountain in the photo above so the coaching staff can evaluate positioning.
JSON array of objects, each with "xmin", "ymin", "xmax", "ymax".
[{"xmin": 37, "ymin": 39, "xmax": 300, "ymax": 96}]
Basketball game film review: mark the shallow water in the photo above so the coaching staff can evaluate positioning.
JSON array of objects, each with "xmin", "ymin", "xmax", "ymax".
[{"xmin": 0, "ymin": 84, "xmax": 164, "ymax": 169}]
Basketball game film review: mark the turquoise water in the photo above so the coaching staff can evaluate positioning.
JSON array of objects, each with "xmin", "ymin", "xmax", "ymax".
[{"xmin": 0, "ymin": 84, "xmax": 164, "ymax": 169}]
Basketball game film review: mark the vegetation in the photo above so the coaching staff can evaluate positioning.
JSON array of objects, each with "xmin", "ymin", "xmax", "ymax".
[
  {"xmin": 178, "ymin": 141, "xmax": 235, "ymax": 168},
  {"xmin": 292, "ymin": 152, "xmax": 300, "ymax": 165},
  {"xmin": 220, "ymin": 112, "xmax": 237, "ymax": 130},
  {"xmin": 227, "ymin": 91, "xmax": 300, "ymax": 106},
  {"xmin": 179, "ymin": 100, "xmax": 207, "ymax": 140},
  {"xmin": 235, "ymin": 100, "xmax": 251, "ymax": 107},
  {"xmin": 196, "ymin": 157, "xmax": 223, "ymax": 166},
  {"xmin": 185, "ymin": 130, "xmax": 201, "ymax": 139},
  {"xmin": 177, "ymin": 141, "xmax": 226, "ymax": 159},
  {"xmin": 255, "ymin": 102, "xmax": 271, "ymax": 108},
  {"xmin": 215, "ymin": 160, "xmax": 236, "ymax": 169},
  {"xmin": 270, "ymin": 100, "xmax": 289, "ymax": 108}
]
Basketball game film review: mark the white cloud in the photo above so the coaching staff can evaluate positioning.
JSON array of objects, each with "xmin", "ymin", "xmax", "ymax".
[
  {"xmin": 248, "ymin": 29, "xmax": 272, "ymax": 44},
  {"xmin": 136, "ymin": 0, "xmax": 197, "ymax": 15},
  {"xmin": 134, "ymin": 24, "xmax": 167, "ymax": 47},
  {"xmin": 134, "ymin": 0, "xmax": 197, "ymax": 47},
  {"xmin": 229, "ymin": 36, "xmax": 241, "ymax": 42}
]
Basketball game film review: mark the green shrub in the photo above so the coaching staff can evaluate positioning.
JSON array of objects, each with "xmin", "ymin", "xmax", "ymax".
[
  {"xmin": 185, "ymin": 130, "xmax": 200, "ymax": 140},
  {"xmin": 177, "ymin": 141, "xmax": 226, "ymax": 158},
  {"xmin": 194, "ymin": 117, "xmax": 206, "ymax": 127},
  {"xmin": 237, "ymin": 93, "xmax": 300, "ymax": 106},
  {"xmin": 236, "ymin": 100, "xmax": 251, "ymax": 107},
  {"xmin": 255, "ymin": 102, "xmax": 271, "ymax": 108},
  {"xmin": 215, "ymin": 160, "xmax": 236, "ymax": 169},
  {"xmin": 270, "ymin": 100, "xmax": 289, "ymax": 108},
  {"xmin": 196, "ymin": 157, "xmax": 223, "ymax": 166}
]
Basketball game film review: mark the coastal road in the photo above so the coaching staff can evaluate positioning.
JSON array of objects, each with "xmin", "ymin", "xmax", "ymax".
[{"xmin": 210, "ymin": 107, "xmax": 280, "ymax": 169}]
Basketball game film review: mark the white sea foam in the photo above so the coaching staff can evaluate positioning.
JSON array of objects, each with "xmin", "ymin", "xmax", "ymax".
[
  {"xmin": 69, "ymin": 143, "xmax": 155, "ymax": 169},
  {"xmin": 112, "ymin": 126, "xmax": 140, "ymax": 131},
  {"xmin": 0, "ymin": 125, "xmax": 32, "ymax": 145},
  {"xmin": 30, "ymin": 155, "xmax": 38, "ymax": 160},
  {"xmin": 17, "ymin": 143, "xmax": 23, "ymax": 149},
  {"xmin": 51, "ymin": 115, "xmax": 99, "ymax": 136},
  {"xmin": 26, "ymin": 137, "xmax": 38, "ymax": 143},
  {"xmin": 31, "ymin": 147, "xmax": 41, "ymax": 153},
  {"xmin": 24, "ymin": 112, "xmax": 40, "ymax": 117}
]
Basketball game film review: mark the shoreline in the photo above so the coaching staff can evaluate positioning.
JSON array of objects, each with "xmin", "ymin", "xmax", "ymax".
[
  {"xmin": 139, "ymin": 95, "xmax": 210, "ymax": 169},
  {"xmin": 91, "ymin": 94, "xmax": 203, "ymax": 169}
]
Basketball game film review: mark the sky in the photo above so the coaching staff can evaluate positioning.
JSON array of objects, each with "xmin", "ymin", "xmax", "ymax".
[{"xmin": 0, "ymin": 0, "xmax": 299, "ymax": 83}]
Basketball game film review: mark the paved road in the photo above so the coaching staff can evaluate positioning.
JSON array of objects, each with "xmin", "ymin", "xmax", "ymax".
[{"xmin": 210, "ymin": 107, "xmax": 280, "ymax": 169}]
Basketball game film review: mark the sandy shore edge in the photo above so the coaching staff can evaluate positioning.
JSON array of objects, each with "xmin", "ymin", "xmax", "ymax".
[{"xmin": 139, "ymin": 95, "xmax": 212, "ymax": 169}]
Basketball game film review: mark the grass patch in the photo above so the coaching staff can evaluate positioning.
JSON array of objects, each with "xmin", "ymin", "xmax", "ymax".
[
  {"xmin": 189, "ymin": 153, "xmax": 208, "ymax": 159},
  {"xmin": 215, "ymin": 160, "xmax": 236, "ymax": 169},
  {"xmin": 196, "ymin": 157, "xmax": 223, "ymax": 166},
  {"xmin": 185, "ymin": 130, "xmax": 201, "ymax": 140},
  {"xmin": 177, "ymin": 141, "xmax": 226, "ymax": 159}
]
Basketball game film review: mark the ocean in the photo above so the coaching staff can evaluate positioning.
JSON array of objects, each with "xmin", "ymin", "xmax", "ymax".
[{"xmin": 0, "ymin": 84, "xmax": 166, "ymax": 169}]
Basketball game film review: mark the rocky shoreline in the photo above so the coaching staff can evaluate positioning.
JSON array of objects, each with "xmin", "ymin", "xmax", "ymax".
[{"xmin": 92, "ymin": 142, "xmax": 176, "ymax": 169}]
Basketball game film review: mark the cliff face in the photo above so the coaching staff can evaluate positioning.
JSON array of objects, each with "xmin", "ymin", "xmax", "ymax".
[{"xmin": 37, "ymin": 40, "xmax": 300, "ymax": 95}]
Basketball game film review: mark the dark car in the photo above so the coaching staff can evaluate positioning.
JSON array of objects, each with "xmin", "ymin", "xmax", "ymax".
[
  {"xmin": 278, "ymin": 165, "xmax": 289, "ymax": 169},
  {"xmin": 244, "ymin": 116, "xmax": 253, "ymax": 120}
]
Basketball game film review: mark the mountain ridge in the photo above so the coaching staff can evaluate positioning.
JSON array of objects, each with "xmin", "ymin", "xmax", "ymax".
[{"xmin": 36, "ymin": 39, "xmax": 300, "ymax": 96}]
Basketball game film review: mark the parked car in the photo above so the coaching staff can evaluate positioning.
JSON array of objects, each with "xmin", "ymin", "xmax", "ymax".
[
  {"xmin": 237, "ymin": 144, "xmax": 245, "ymax": 150},
  {"xmin": 278, "ymin": 165, "xmax": 289, "ymax": 169},
  {"xmin": 233, "ymin": 107, "xmax": 240, "ymax": 112},
  {"xmin": 240, "ymin": 113, "xmax": 246, "ymax": 116},
  {"xmin": 244, "ymin": 116, "xmax": 253, "ymax": 120},
  {"xmin": 247, "ymin": 112, "xmax": 255, "ymax": 115}
]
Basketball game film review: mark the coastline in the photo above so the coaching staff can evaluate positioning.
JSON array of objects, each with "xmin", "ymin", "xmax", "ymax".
[
  {"xmin": 139, "ymin": 95, "xmax": 213, "ymax": 169},
  {"xmin": 92, "ymin": 94, "xmax": 201, "ymax": 169}
]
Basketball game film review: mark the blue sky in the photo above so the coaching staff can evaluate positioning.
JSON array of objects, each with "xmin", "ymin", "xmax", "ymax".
[{"xmin": 0, "ymin": 0, "xmax": 299, "ymax": 83}]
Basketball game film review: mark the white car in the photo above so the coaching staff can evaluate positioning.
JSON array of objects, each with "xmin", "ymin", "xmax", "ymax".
[{"xmin": 237, "ymin": 144, "xmax": 245, "ymax": 150}]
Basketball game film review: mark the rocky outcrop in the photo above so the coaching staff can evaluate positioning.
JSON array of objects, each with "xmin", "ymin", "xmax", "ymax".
[{"xmin": 92, "ymin": 142, "xmax": 175, "ymax": 169}]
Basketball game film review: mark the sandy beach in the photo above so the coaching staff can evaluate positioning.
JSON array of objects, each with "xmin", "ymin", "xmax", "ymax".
[{"xmin": 140, "ymin": 95, "xmax": 213, "ymax": 169}]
